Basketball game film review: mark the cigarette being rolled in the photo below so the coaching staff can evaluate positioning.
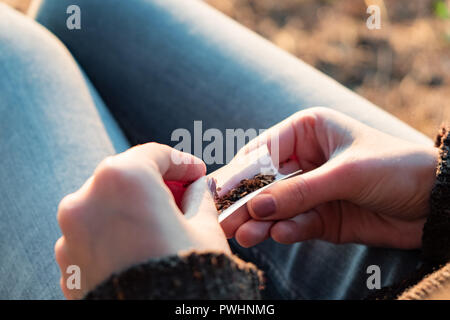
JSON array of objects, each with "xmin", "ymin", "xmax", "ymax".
[{"xmin": 207, "ymin": 145, "xmax": 302, "ymax": 223}]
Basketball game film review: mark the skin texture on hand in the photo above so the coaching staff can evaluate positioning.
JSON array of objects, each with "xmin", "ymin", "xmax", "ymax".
[
  {"xmin": 221, "ymin": 107, "xmax": 439, "ymax": 250},
  {"xmin": 55, "ymin": 109, "xmax": 438, "ymax": 299},
  {"xmin": 55, "ymin": 143, "xmax": 230, "ymax": 299}
]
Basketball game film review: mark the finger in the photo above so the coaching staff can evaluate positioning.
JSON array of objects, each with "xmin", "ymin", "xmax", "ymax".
[
  {"xmin": 220, "ymin": 206, "xmax": 251, "ymax": 239},
  {"xmin": 55, "ymin": 237, "xmax": 84, "ymax": 299},
  {"xmin": 235, "ymin": 220, "xmax": 273, "ymax": 248},
  {"xmin": 218, "ymin": 160, "xmax": 300, "ymax": 239},
  {"xmin": 181, "ymin": 177, "xmax": 231, "ymax": 254},
  {"xmin": 235, "ymin": 109, "xmax": 331, "ymax": 167},
  {"xmin": 270, "ymin": 210, "xmax": 325, "ymax": 244},
  {"xmin": 181, "ymin": 177, "xmax": 221, "ymax": 226},
  {"xmin": 248, "ymin": 161, "xmax": 346, "ymax": 220},
  {"xmin": 124, "ymin": 143, "xmax": 206, "ymax": 182},
  {"xmin": 102, "ymin": 143, "xmax": 206, "ymax": 213},
  {"xmin": 236, "ymin": 114, "xmax": 297, "ymax": 164}
]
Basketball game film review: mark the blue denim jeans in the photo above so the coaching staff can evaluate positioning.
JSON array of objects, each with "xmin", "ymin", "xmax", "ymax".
[{"xmin": 0, "ymin": 0, "xmax": 432, "ymax": 299}]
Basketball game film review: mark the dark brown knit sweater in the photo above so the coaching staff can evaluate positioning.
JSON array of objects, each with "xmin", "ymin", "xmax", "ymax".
[{"xmin": 86, "ymin": 126, "xmax": 450, "ymax": 300}]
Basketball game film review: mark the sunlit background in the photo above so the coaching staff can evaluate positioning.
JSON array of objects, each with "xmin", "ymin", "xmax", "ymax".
[{"xmin": 3, "ymin": 0, "xmax": 450, "ymax": 138}]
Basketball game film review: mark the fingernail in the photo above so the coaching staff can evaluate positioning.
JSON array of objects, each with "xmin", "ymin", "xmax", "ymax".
[
  {"xmin": 251, "ymin": 194, "xmax": 276, "ymax": 218},
  {"xmin": 206, "ymin": 177, "xmax": 217, "ymax": 198}
]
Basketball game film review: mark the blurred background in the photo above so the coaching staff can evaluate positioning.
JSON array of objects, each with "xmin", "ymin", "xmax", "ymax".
[{"xmin": 2, "ymin": 0, "xmax": 450, "ymax": 138}]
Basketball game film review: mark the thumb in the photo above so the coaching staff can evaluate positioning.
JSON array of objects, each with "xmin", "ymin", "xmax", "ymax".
[
  {"xmin": 181, "ymin": 177, "xmax": 220, "ymax": 226},
  {"xmin": 248, "ymin": 162, "xmax": 346, "ymax": 220}
]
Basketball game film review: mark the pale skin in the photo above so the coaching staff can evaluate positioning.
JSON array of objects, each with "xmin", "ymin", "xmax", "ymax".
[
  {"xmin": 55, "ymin": 144, "xmax": 231, "ymax": 299},
  {"xmin": 55, "ymin": 107, "xmax": 439, "ymax": 299},
  {"xmin": 223, "ymin": 107, "xmax": 439, "ymax": 249}
]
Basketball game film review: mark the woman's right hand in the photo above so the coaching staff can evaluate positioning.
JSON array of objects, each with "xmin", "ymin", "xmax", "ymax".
[{"xmin": 221, "ymin": 107, "xmax": 439, "ymax": 249}]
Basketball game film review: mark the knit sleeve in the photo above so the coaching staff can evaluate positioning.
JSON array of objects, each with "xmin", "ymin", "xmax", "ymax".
[
  {"xmin": 422, "ymin": 125, "xmax": 450, "ymax": 263},
  {"xmin": 84, "ymin": 251, "xmax": 263, "ymax": 300}
]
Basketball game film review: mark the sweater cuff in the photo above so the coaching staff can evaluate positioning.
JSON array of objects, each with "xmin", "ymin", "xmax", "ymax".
[
  {"xmin": 397, "ymin": 262, "xmax": 450, "ymax": 300},
  {"xmin": 422, "ymin": 125, "xmax": 450, "ymax": 263},
  {"xmin": 84, "ymin": 251, "xmax": 263, "ymax": 300}
]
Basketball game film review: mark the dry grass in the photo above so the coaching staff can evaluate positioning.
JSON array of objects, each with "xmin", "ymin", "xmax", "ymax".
[
  {"xmin": 3, "ymin": 0, "xmax": 450, "ymax": 137},
  {"xmin": 206, "ymin": 0, "xmax": 450, "ymax": 138}
]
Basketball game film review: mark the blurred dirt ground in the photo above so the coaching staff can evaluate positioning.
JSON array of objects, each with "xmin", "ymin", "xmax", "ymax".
[{"xmin": 3, "ymin": 0, "xmax": 450, "ymax": 138}]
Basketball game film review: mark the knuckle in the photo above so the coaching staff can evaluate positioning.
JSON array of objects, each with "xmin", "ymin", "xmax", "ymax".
[
  {"xmin": 57, "ymin": 193, "xmax": 84, "ymax": 232},
  {"xmin": 54, "ymin": 237, "xmax": 66, "ymax": 268},
  {"xmin": 291, "ymin": 109, "xmax": 323, "ymax": 133},
  {"xmin": 93, "ymin": 155, "xmax": 163, "ymax": 200},
  {"xmin": 291, "ymin": 110, "xmax": 307, "ymax": 123},
  {"xmin": 94, "ymin": 156, "xmax": 143, "ymax": 192},
  {"xmin": 136, "ymin": 141, "xmax": 167, "ymax": 156},
  {"xmin": 308, "ymin": 106, "xmax": 331, "ymax": 115},
  {"xmin": 95, "ymin": 156, "xmax": 123, "ymax": 183},
  {"xmin": 292, "ymin": 107, "xmax": 329, "ymax": 121},
  {"xmin": 141, "ymin": 141, "xmax": 161, "ymax": 148},
  {"xmin": 145, "ymin": 141, "xmax": 165, "ymax": 151}
]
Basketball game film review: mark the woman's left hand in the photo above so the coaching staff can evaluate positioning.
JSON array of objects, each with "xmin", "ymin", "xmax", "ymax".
[{"xmin": 55, "ymin": 143, "xmax": 230, "ymax": 299}]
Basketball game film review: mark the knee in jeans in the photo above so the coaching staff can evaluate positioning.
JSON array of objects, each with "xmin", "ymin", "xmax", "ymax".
[{"xmin": 0, "ymin": 3, "xmax": 73, "ymax": 73}]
